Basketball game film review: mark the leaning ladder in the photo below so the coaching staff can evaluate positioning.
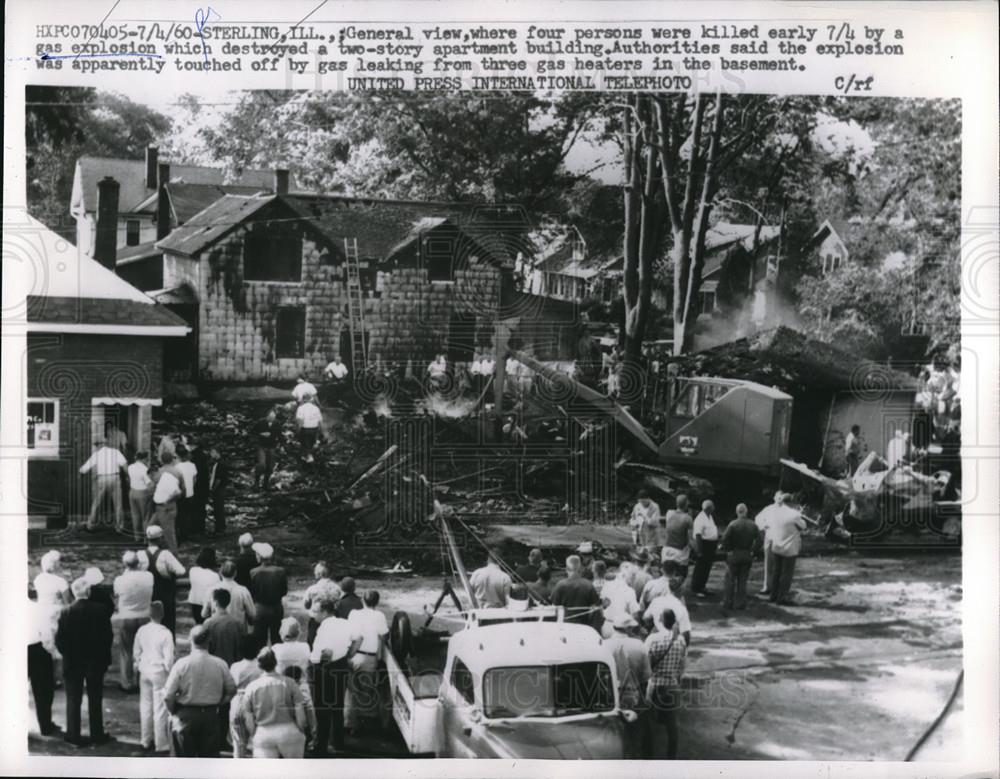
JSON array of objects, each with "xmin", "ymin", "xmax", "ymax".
[{"xmin": 343, "ymin": 237, "xmax": 368, "ymax": 372}]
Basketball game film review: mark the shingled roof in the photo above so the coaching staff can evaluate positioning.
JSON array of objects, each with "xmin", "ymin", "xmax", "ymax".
[
  {"xmin": 73, "ymin": 156, "xmax": 278, "ymax": 213},
  {"xmin": 20, "ymin": 216, "xmax": 188, "ymax": 334},
  {"xmin": 132, "ymin": 182, "xmax": 270, "ymax": 223},
  {"xmin": 156, "ymin": 193, "xmax": 535, "ymax": 264}
]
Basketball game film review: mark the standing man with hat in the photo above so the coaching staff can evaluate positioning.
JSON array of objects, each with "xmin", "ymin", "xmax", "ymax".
[
  {"xmin": 139, "ymin": 526, "xmax": 186, "ymax": 635},
  {"xmin": 765, "ymin": 495, "xmax": 807, "ymax": 605},
  {"xmin": 250, "ymin": 543, "xmax": 288, "ymax": 649},
  {"xmin": 56, "ymin": 577, "xmax": 114, "ymax": 747},
  {"xmin": 163, "ymin": 624, "xmax": 236, "ymax": 757}
]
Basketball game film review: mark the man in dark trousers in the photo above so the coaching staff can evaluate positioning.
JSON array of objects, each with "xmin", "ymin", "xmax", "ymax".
[
  {"xmin": 309, "ymin": 599, "xmax": 362, "ymax": 756},
  {"xmin": 163, "ymin": 625, "xmax": 235, "ymax": 757},
  {"xmin": 207, "ymin": 446, "xmax": 229, "ymax": 536},
  {"xmin": 250, "ymin": 542, "xmax": 288, "ymax": 649},
  {"xmin": 235, "ymin": 533, "xmax": 257, "ymax": 589},
  {"xmin": 139, "ymin": 525, "xmax": 186, "ymax": 635},
  {"xmin": 28, "ymin": 595, "xmax": 59, "ymax": 737},
  {"xmin": 719, "ymin": 503, "xmax": 762, "ymax": 610},
  {"xmin": 252, "ymin": 408, "xmax": 283, "ymax": 491},
  {"xmin": 188, "ymin": 437, "xmax": 211, "ymax": 537},
  {"xmin": 56, "ymin": 577, "xmax": 114, "ymax": 747}
]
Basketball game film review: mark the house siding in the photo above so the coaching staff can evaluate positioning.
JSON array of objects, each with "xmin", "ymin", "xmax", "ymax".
[
  {"xmin": 184, "ymin": 222, "xmax": 505, "ymax": 382},
  {"xmin": 25, "ymin": 332, "xmax": 165, "ymax": 523}
]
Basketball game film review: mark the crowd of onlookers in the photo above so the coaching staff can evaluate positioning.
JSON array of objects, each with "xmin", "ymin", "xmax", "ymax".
[
  {"xmin": 28, "ymin": 532, "xmax": 389, "ymax": 758},
  {"xmin": 467, "ymin": 488, "xmax": 808, "ymax": 758}
]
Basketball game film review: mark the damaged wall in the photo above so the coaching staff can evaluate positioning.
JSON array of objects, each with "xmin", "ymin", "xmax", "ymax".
[{"xmin": 166, "ymin": 224, "xmax": 504, "ymax": 382}]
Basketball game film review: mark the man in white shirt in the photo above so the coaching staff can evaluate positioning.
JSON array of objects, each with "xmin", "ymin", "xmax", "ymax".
[
  {"xmin": 643, "ymin": 590, "xmax": 692, "ymax": 647},
  {"xmin": 426, "ymin": 354, "xmax": 448, "ymax": 391},
  {"xmin": 175, "ymin": 447, "xmax": 198, "ymax": 544},
  {"xmin": 469, "ymin": 553, "xmax": 512, "ymax": 608},
  {"xmin": 690, "ymin": 500, "xmax": 720, "ymax": 597},
  {"xmin": 113, "ymin": 550, "xmax": 154, "ymax": 691},
  {"xmin": 133, "ymin": 601, "xmax": 175, "ymax": 753},
  {"xmin": 346, "ymin": 591, "xmax": 390, "ymax": 730},
  {"xmin": 601, "ymin": 564, "xmax": 641, "ymax": 626},
  {"xmin": 127, "ymin": 452, "xmax": 154, "ymax": 540},
  {"xmin": 323, "ymin": 356, "xmax": 350, "ymax": 406},
  {"xmin": 309, "ymin": 600, "xmax": 363, "ymax": 756},
  {"xmin": 151, "ymin": 452, "xmax": 183, "ymax": 550},
  {"xmin": 295, "ymin": 400, "xmax": 324, "ymax": 464},
  {"xmin": 79, "ymin": 440, "xmax": 128, "ymax": 532},
  {"xmin": 754, "ymin": 491, "xmax": 783, "ymax": 596},
  {"xmin": 765, "ymin": 497, "xmax": 807, "ymax": 605},
  {"xmin": 292, "ymin": 376, "xmax": 318, "ymax": 404},
  {"xmin": 886, "ymin": 429, "xmax": 910, "ymax": 469}
]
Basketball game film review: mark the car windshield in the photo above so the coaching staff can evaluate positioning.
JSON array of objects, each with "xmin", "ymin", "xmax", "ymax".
[{"xmin": 482, "ymin": 662, "xmax": 615, "ymax": 718}]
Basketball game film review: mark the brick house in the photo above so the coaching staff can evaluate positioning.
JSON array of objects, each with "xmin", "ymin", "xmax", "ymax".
[
  {"xmin": 151, "ymin": 191, "xmax": 555, "ymax": 383},
  {"xmin": 22, "ymin": 215, "xmax": 189, "ymax": 526}
]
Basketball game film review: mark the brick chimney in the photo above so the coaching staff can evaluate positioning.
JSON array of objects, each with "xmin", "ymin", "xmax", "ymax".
[
  {"xmin": 145, "ymin": 146, "xmax": 159, "ymax": 190},
  {"xmin": 274, "ymin": 168, "xmax": 289, "ymax": 195},
  {"xmin": 157, "ymin": 162, "xmax": 172, "ymax": 240},
  {"xmin": 95, "ymin": 176, "xmax": 120, "ymax": 272}
]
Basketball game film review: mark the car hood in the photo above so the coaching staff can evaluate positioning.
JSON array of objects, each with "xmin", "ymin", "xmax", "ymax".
[{"xmin": 480, "ymin": 715, "xmax": 626, "ymax": 759}]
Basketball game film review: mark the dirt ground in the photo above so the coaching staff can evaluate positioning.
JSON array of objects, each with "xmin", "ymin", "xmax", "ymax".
[{"xmin": 27, "ymin": 518, "xmax": 962, "ymax": 761}]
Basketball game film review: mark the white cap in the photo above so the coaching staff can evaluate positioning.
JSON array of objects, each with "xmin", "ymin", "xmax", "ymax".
[
  {"xmin": 252, "ymin": 542, "xmax": 274, "ymax": 559},
  {"xmin": 71, "ymin": 577, "xmax": 91, "ymax": 598},
  {"xmin": 146, "ymin": 525, "xmax": 164, "ymax": 539},
  {"xmin": 122, "ymin": 550, "xmax": 139, "ymax": 567},
  {"xmin": 238, "ymin": 532, "xmax": 254, "ymax": 547},
  {"xmin": 84, "ymin": 567, "xmax": 104, "ymax": 586}
]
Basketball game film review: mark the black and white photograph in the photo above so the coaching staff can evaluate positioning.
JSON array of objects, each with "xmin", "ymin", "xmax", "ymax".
[{"xmin": 15, "ymin": 82, "xmax": 968, "ymax": 763}]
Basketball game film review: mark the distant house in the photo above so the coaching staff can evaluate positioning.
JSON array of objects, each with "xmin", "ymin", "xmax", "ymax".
[
  {"xmin": 596, "ymin": 221, "xmax": 781, "ymax": 316},
  {"xmin": 69, "ymin": 145, "xmax": 280, "ymax": 256},
  {"xmin": 808, "ymin": 218, "xmax": 852, "ymax": 274},
  {"xmin": 21, "ymin": 215, "xmax": 189, "ymax": 527},
  {"xmin": 523, "ymin": 228, "xmax": 601, "ymax": 303}
]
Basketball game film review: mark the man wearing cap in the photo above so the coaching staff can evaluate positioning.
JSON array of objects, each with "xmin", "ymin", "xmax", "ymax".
[
  {"xmin": 250, "ymin": 543, "xmax": 288, "ymax": 649},
  {"xmin": 84, "ymin": 566, "xmax": 115, "ymax": 615},
  {"xmin": 139, "ymin": 526, "xmax": 186, "ymax": 635},
  {"xmin": 469, "ymin": 551, "xmax": 512, "ymax": 609},
  {"xmin": 629, "ymin": 489, "xmax": 662, "ymax": 555},
  {"xmin": 235, "ymin": 533, "xmax": 258, "ymax": 589},
  {"xmin": 309, "ymin": 599, "xmax": 363, "ymax": 756},
  {"xmin": 79, "ymin": 438, "xmax": 128, "ymax": 532},
  {"xmin": 164, "ymin": 624, "xmax": 236, "ymax": 757},
  {"xmin": 606, "ymin": 613, "xmax": 651, "ymax": 757},
  {"xmin": 56, "ymin": 577, "xmax": 114, "ymax": 747},
  {"xmin": 690, "ymin": 500, "xmax": 720, "ymax": 597},
  {"xmin": 113, "ymin": 551, "xmax": 154, "ymax": 691},
  {"xmin": 150, "ymin": 451, "xmax": 183, "ymax": 550}
]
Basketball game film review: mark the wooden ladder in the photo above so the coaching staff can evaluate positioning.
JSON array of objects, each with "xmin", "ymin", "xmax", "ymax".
[{"xmin": 343, "ymin": 237, "xmax": 367, "ymax": 372}]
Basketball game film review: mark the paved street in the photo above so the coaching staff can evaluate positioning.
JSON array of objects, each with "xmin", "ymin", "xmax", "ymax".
[{"xmin": 28, "ymin": 526, "xmax": 961, "ymax": 761}]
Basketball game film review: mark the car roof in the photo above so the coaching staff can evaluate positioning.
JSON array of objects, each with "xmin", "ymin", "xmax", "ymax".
[{"xmin": 450, "ymin": 621, "xmax": 615, "ymax": 672}]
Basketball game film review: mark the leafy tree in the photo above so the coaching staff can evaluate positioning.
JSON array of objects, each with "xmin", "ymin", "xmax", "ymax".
[{"xmin": 26, "ymin": 88, "xmax": 172, "ymax": 241}]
